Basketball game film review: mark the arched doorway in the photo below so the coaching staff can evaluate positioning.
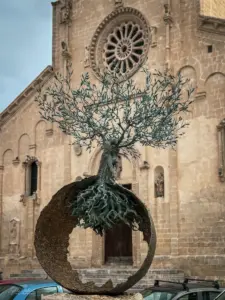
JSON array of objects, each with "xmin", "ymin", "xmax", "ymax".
[{"xmin": 104, "ymin": 184, "xmax": 133, "ymax": 265}]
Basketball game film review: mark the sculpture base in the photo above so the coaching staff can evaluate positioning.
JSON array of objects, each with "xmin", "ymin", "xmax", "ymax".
[{"xmin": 43, "ymin": 293, "xmax": 143, "ymax": 300}]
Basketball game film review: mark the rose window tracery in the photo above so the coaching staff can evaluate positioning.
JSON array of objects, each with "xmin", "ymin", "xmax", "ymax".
[
  {"xmin": 103, "ymin": 22, "xmax": 145, "ymax": 75},
  {"xmin": 89, "ymin": 7, "xmax": 151, "ymax": 81}
]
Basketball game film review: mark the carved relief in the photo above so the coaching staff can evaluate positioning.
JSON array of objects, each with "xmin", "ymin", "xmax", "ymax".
[
  {"xmin": 8, "ymin": 218, "xmax": 20, "ymax": 256},
  {"xmin": 89, "ymin": 7, "xmax": 151, "ymax": 82},
  {"xmin": 114, "ymin": 0, "xmax": 124, "ymax": 9},
  {"xmin": 61, "ymin": 41, "xmax": 71, "ymax": 60},
  {"xmin": 140, "ymin": 160, "xmax": 150, "ymax": 170},
  {"xmin": 60, "ymin": 0, "xmax": 72, "ymax": 24},
  {"xmin": 154, "ymin": 166, "xmax": 165, "ymax": 198},
  {"xmin": 20, "ymin": 194, "xmax": 26, "ymax": 206},
  {"xmin": 74, "ymin": 143, "xmax": 82, "ymax": 156},
  {"xmin": 84, "ymin": 46, "xmax": 90, "ymax": 68},
  {"xmin": 150, "ymin": 26, "xmax": 157, "ymax": 47}
]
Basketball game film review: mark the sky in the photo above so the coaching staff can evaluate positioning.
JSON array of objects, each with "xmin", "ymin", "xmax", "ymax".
[{"xmin": 0, "ymin": 0, "xmax": 53, "ymax": 113}]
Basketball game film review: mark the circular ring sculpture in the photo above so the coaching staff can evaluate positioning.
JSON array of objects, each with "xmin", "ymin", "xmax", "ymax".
[{"xmin": 34, "ymin": 176, "xmax": 156, "ymax": 295}]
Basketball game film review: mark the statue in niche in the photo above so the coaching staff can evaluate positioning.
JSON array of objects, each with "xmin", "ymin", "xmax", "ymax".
[
  {"xmin": 150, "ymin": 26, "xmax": 157, "ymax": 47},
  {"xmin": 8, "ymin": 218, "xmax": 20, "ymax": 255},
  {"xmin": 74, "ymin": 143, "xmax": 82, "ymax": 156},
  {"xmin": 155, "ymin": 172, "xmax": 164, "ymax": 198},
  {"xmin": 84, "ymin": 46, "xmax": 90, "ymax": 68},
  {"xmin": 60, "ymin": 0, "xmax": 72, "ymax": 24},
  {"xmin": 61, "ymin": 41, "xmax": 71, "ymax": 60}
]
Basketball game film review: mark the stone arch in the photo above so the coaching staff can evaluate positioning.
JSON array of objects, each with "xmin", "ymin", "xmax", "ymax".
[
  {"xmin": 205, "ymin": 72, "xmax": 225, "ymax": 118},
  {"xmin": 205, "ymin": 72, "xmax": 225, "ymax": 86},
  {"xmin": 176, "ymin": 58, "xmax": 202, "ymax": 86},
  {"xmin": 2, "ymin": 149, "xmax": 13, "ymax": 167},
  {"xmin": 178, "ymin": 65, "xmax": 197, "ymax": 98},
  {"xmin": 35, "ymin": 120, "xmax": 47, "ymax": 155},
  {"xmin": 18, "ymin": 134, "xmax": 30, "ymax": 160},
  {"xmin": 154, "ymin": 166, "xmax": 164, "ymax": 198}
]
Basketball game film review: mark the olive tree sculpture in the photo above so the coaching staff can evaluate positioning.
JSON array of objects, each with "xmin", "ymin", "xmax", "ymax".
[{"xmin": 34, "ymin": 65, "xmax": 194, "ymax": 295}]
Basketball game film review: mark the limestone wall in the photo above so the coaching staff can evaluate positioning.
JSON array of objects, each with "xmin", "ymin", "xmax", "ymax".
[
  {"xmin": 1, "ymin": 0, "xmax": 225, "ymax": 280},
  {"xmin": 200, "ymin": 0, "xmax": 225, "ymax": 19}
]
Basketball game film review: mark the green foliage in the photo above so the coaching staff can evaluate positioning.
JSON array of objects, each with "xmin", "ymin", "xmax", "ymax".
[
  {"xmin": 36, "ymin": 64, "xmax": 194, "ymax": 157},
  {"xmin": 35, "ymin": 64, "xmax": 194, "ymax": 234}
]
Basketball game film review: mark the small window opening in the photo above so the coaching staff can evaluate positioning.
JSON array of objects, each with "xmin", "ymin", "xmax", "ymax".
[
  {"xmin": 208, "ymin": 45, "xmax": 213, "ymax": 53},
  {"xmin": 30, "ymin": 162, "xmax": 38, "ymax": 196}
]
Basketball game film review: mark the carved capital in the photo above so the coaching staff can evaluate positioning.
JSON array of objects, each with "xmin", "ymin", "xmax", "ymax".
[
  {"xmin": 29, "ymin": 144, "xmax": 37, "ymax": 150},
  {"xmin": 19, "ymin": 194, "xmax": 27, "ymax": 206},
  {"xmin": 140, "ymin": 161, "xmax": 150, "ymax": 170},
  {"xmin": 84, "ymin": 46, "xmax": 90, "ymax": 68},
  {"xmin": 46, "ymin": 129, "xmax": 53, "ymax": 136},
  {"xmin": 12, "ymin": 157, "xmax": 20, "ymax": 166},
  {"xmin": 195, "ymin": 91, "xmax": 206, "ymax": 101},
  {"xmin": 163, "ymin": 4, "xmax": 173, "ymax": 26}
]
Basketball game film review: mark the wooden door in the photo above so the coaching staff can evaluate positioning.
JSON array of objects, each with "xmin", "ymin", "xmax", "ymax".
[{"xmin": 105, "ymin": 184, "xmax": 132, "ymax": 264}]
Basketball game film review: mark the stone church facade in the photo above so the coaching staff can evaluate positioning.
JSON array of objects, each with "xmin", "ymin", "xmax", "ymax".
[{"xmin": 1, "ymin": 0, "xmax": 225, "ymax": 281}]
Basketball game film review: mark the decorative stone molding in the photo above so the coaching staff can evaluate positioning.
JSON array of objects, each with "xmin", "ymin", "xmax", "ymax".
[
  {"xmin": 61, "ymin": 41, "xmax": 71, "ymax": 60},
  {"xmin": 217, "ymin": 119, "xmax": 225, "ymax": 182},
  {"xmin": 163, "ymin": 4, "xmax": 173, "ymax": 27},
  {"xmin": 140, "ymin": 160, "xmax": 150, "ymax": 170},
  {"xmin": 29, "ymin": 144, "xmax": 37, "ymax": 150},
  {"xmin": 114, "ymin": 0, "xmax": 124, "ymax": 9},
  {"xmin": 12, "ymin": 157, "xmax": 20, "ymax": 166},
  {"xmin": 198, "ymin": 15, "xmax": 225, "ymax": 35},
  {"xmin": 60, "ymin": 0, "xmax": 72, "ymax": 25},
  {"xmin": 19, "ymin": 194, "xmax": 27, "ymax": 206},
  {"xmin": 73, "ymin": 143, "xmax": 82, "ymax": 156},
  {"xmin": 46, "ymin": 129, "xmax": 53, "ymax": 136},
  {"xmin": 89, "ymin": 7, "xmax": 151, "ymax": 82},
  {"xmin": 195, "ymin": 91, "xmax": 206, "ymax": 101},
  {"xmin": 84, "ymin": 46, "xmax": 90, "ymax": 68}
]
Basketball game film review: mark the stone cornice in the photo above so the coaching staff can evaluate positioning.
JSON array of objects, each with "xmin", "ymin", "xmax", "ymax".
[
  {"xmin": 198, "ymin": 15, "xmax": 225, "ymax": 35},
  {"xmin": 0, "ymin": 66, "xmax": 54, "ymax": 128}
]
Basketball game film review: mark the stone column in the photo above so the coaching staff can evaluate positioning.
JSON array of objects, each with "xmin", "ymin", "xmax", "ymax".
[{"xmin": 0, "ymin": 166, "xmax": 4, "ymax": 255}]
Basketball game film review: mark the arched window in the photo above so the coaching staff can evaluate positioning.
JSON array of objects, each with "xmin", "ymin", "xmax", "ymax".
[
  {"xmin": 22, "ymin": 156, "xmax": 41, "ymax": 198},
  {"xmin": 30, "ymin": 162, "xmax": 38, "ymax": 196}
]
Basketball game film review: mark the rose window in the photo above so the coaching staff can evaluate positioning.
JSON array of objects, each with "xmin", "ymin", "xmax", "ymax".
[
  {"xmin": 89, "ymin": 7, "xmax": 151, "ymax": 81},
  {"xmin": 103, "ymin": 22, "xmax": 145, "ymax": 75}
]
